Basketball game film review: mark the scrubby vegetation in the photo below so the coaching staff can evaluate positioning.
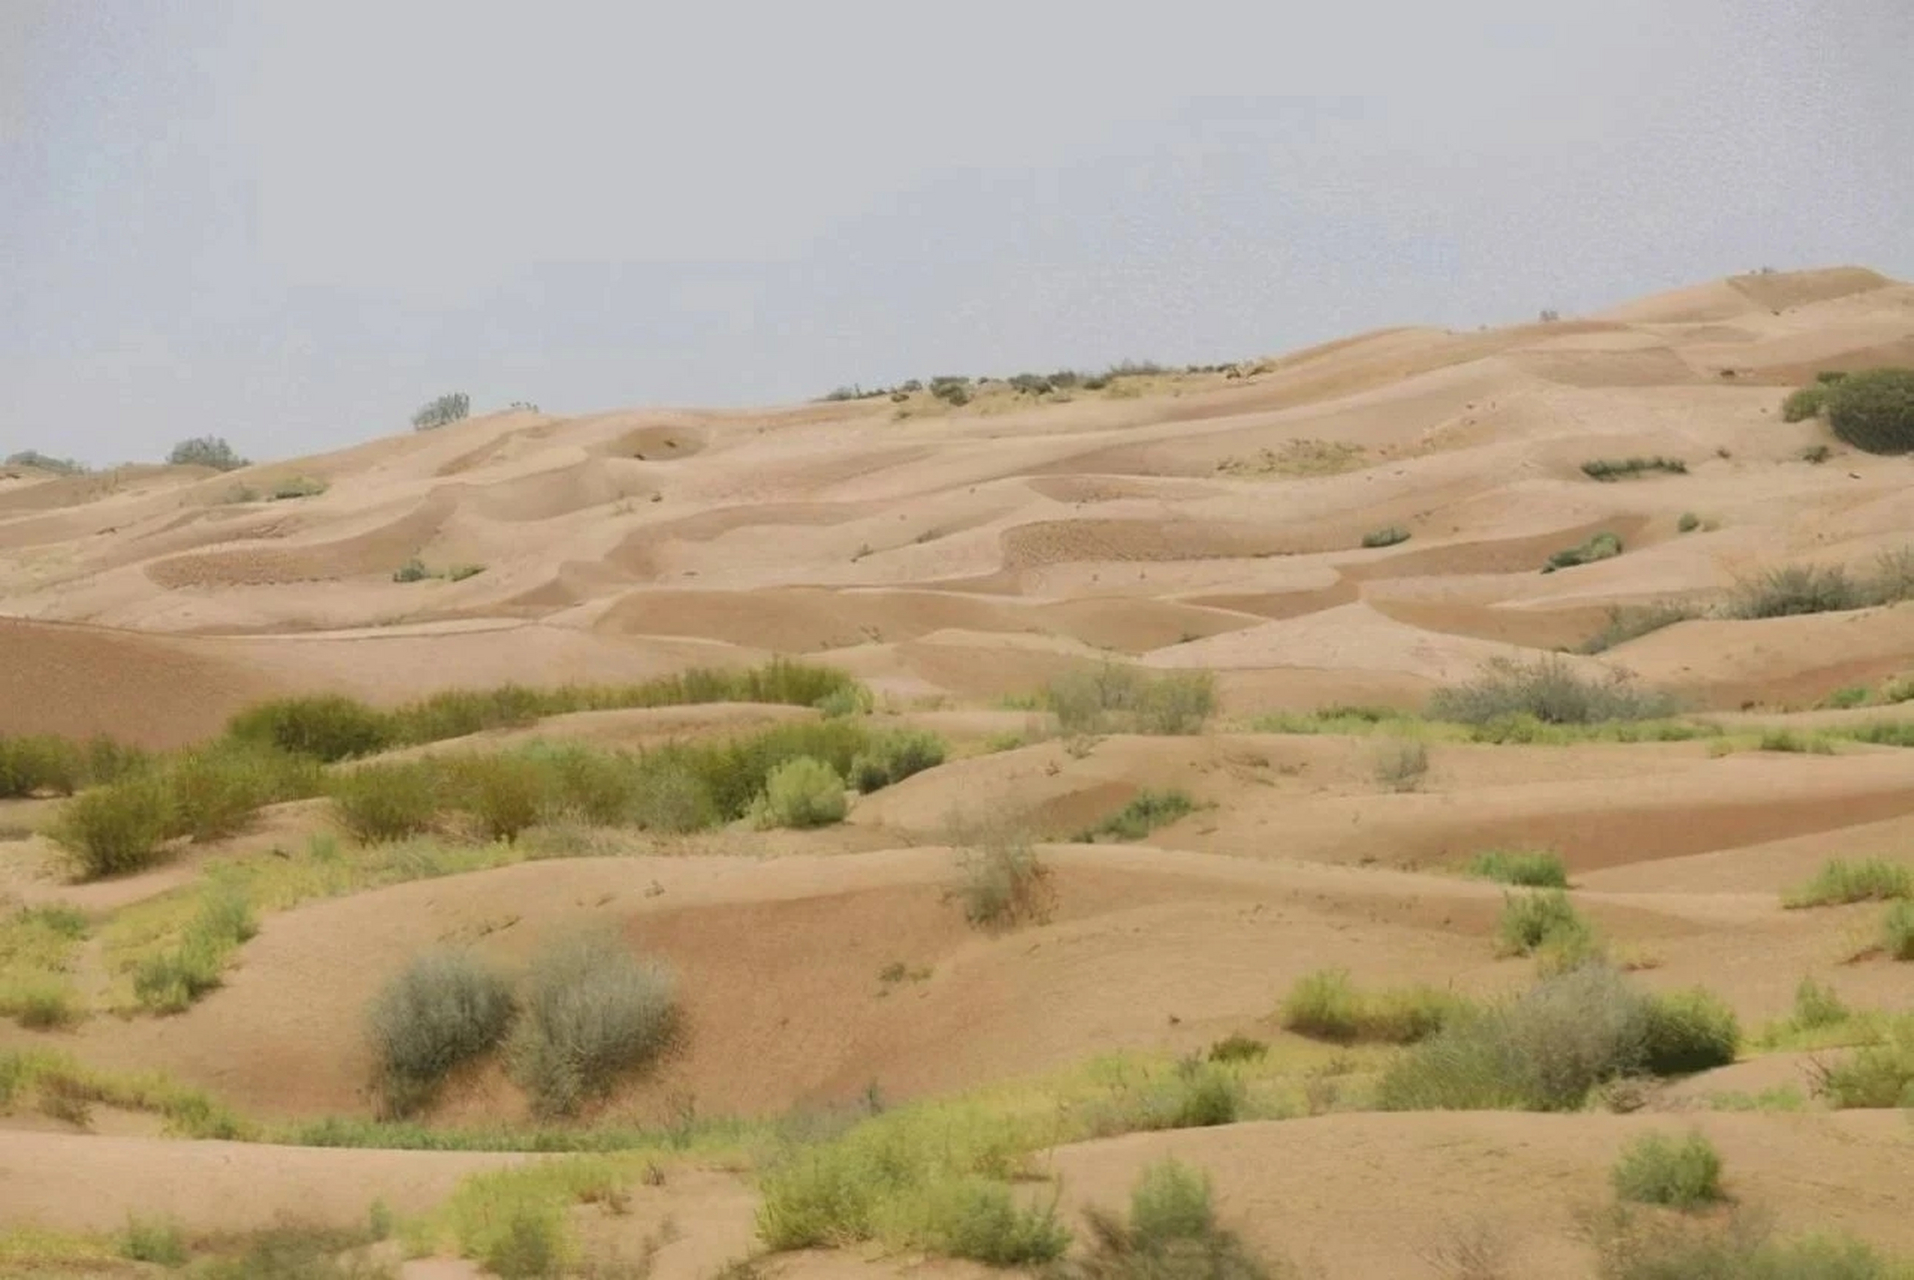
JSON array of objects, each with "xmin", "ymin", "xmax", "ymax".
[
  {"xmin": 131, "ymin": 886, "xmax": 257, "ymax": 1013},
  {"xmin": 1465, "ymin": 849, "xmax": 1569, "ymax": 888},
  {"xmin": 1782, "ymin": 858, "xmax": 1912, "ymax": 908},
  {"xmin": 1882, "ymin": 900, "xmax": 1914, "ymax": 961},
  {"xmin": 1045, "ymin": 663, "xmax": 1215, "ymax": 735},
  {"xmin": 1430, "ymin": 655, "xmax": 1679, "ymax": 726},
  {"xmin": 1809, "ymin": 1021, "xmax": 1914, "ymax": 1108},
  {"xmin": 1069, "ymin": 1160, "xmax": 1292, "ymax": 1280},
  {"xmin": 1495, "ymin": 890, "xmax": 1588, "ymax": 958},
  {"xmin": 3, "ymin": 449, "xmax": 86, "ymax": 473},
  {"xmin": 1728, "ymin": 549, "xmax": 1914, "ymax": 619},
  {"xmin": 508, "ymin": 931, "xmax": 680, "ymax": 1118},
  {"xmin": 167, "ymin": 435, "xmax": 248, "ymax": 471},
  {"xmin": 1577, "ymin": 601, "xmax": 1699, "ymax": 654},
  {"xmin": 1361, "ymin": 525, "xmax": 1410, "ymax": 548},
  {"xmin": 1586, "ymin": 1203, "xmax": 1914, "ymax": 1280},
  {"xmin": 948, "ymin": 814, "xmax": 1054, "ymax": 931},
  {"xmin": 1823, "ymin": 367, "xmax": 1914, "ymax": 454},
  {"xmin": 412, "ymin": 392, "xmax": 471, "ymax": 431},
  {"xmin": 0, "ymin": 905, "xmax": 88, "ymax": 1029},
  {"xmin": 1580, "ymin": 457, "xmax": 1686, "ymax": 481},
  {"xmin": 1371, "ymin": 737, "xmax": 1429, "ymax": 792},
  {"xmin": 1611, "ymin": 1130, "xmax": 1723, "ymax": 1209},
  {"xmin": 1543, "ymin": 530, "xmax": 1624, "ymax": 572},
  {"xmin": 752, "ymin": 756, "xmax": 848, "ymax": 829},
  {"xmin": 848, "ymin": 729, "xmax": 944, "ymax": 793},
  {"xmin": 1279, "ymin": 969, "xmax": 1461, "ymax": 1044},
  {"xmin": 1076, "ymin": 789, "xmax": 1196, "ymax": 842},
  {"xmin": 1782, "ymin": 385, "xmax": 1828, "ymax": 422},
  {"xmin": 367, "ymin": 951, "xmax": 516, "ymax": 1117}
]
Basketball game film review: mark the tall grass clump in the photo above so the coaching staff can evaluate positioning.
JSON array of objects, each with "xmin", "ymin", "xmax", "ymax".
[
  {"xmin": 1610, "ymin": 1131, "xmax": 1723, "ymax": 1209},
  {"xmin": 1045, "ymin": 663, "xmax": 1215, "ymax": 736},
  {"xmin": 1071, "ymin": 1160, "xmax": 1290, "ymax": 1280},
  {"xmin": 1729, "ymin": 564, "xmax": 1868, "ymax": 619},
  {"xmin": 752, "ymin": 756, "xmax": 848, "ymax": 829},
  {"xmin": 1372, "ymin": 737, "xmax": 1429, "ymax": 792},
  {"xmin": 1577, "ymin": 602, "xmax": 1700, "ymax": 655},
  {"xmin": 442, "ymin": 753, "xmax": 550, "ymax": 843},
  {"xmin": 1544, "ymin": 531, "xmax": 1624, "ymax": 572},
  {"xmin": 1279, "ymin": 969, "xmax": 1461, "ymax": 1044},
  {"xmin": 131, "ymin": 886, "xmax": 258, "ymax": 1014},
  {"xmin": 159, "ymin": 742, "xmax": 322, "ymax": 843},
  {"xmin": 0, "ymin": 734, "xmax": 84, "ymax": 798},
  {"xmin": 1428, "ymin": 655, "xmax": 1679, "ymax": 725},
  {"xmin": 1782, "ymin": 858, "xmax": 1912, "ymax": 908},
  {"xmin": 947, "ymin": 813, "xmax": 1054, "ymax": 932},
  {"xmin": 1881, "ymin": 901, "xmax": 1914, "ymax": 961},
  {"xmin": 1824, "ymin": 367, "xmax": 1914, "ymax": 454},
  {"xmin": 1495, "ymin": 890, "xmax": 1586, "ymax": 957},
  {"xmin": 1465, "ymin": 849, "xmax": 1569, "ymax": 888},
  {"xmin": 368, "ymin": 951, "xmax": 515, "ymax": 1117},
  {"xmin": 508, "ymin": 931, "xmax": 679, "ymax": 1118}
]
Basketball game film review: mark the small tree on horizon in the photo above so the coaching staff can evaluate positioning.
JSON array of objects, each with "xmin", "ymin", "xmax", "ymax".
[
  {"xmin": 412, "ymin": 392, "xmax": 471, "ymax": 431},
  {"xmin": 167, "ymin": 435, "xmax": 248, "ymax": 471}
]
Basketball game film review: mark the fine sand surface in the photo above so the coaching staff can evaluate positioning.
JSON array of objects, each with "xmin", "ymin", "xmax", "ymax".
[{"xmin": 3, "ymin": 265, "xmax": 1913, "ymax": 1277}]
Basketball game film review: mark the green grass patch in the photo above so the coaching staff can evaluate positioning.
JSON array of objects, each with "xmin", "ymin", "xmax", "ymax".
[
  {"xmin": 1882, "ymin": 900, "xmax": 1914, "ymax": 961},
  {"xmin": 1077, "ymin": 789, "xmax": 1197, "ymax": 842},
  {"xmin": 751, "ymin": 756, "xmax": 848, "ymax": 829},
  {"xmin": 1279, "ymin": 969, "xmax": 1462, "ymax": 1044},
  {"xmin": 1464, "ymin": 849, "xmax": 1568, "ymax": 888},
  {"xmin": 130, "ymin": 884, "xmax": 257, "ymax": 1013},
  {"xmin": 1580, "ymin": 456, "xmax": 1687, "ymax": 481},
  {"xmin": 0, "ymin": 904, "xmax": 89, "ymax": 1029},
  {"xmin": 0, "ymin": 1048, "xmax": 252, "ymax": 1138},
  {"xmin": 1611, "ymin": 1130, "xmax": 1723, "ymax": 1209},
  {"xmin": 1543, "ymin": 530, "xmax": 1623, "ymax": 572},
  {"xmin": 1782, "ymin": 858, "xmax": 1913, "ymax": 908}
]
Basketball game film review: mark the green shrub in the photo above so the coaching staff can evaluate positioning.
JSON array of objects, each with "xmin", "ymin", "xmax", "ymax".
[
  {"xmin": 1376, "ymin": 964, "xmax": 1655, "ymax": 1112},
  {"xmin": 4, "ymin": 449, "xmax": 85, "ymax": 473},
  {"xmin": 949, "ymin": 816, "xmax": 1053, "ymax": 932},
  {"xmin": 49, "ymin": 774, "xmax": 175, "ymax": 878},
  {"xmin": 1676, "ymin": 512, "xmax": 1701, "ymax": 533},
  {"xmin": 0, "ymin": 734, "xmax": 84, "ymax": 798},
  {"xmin": 1802, "ymin": 442, "xmax": 1834, "ymax": 464},
  {"xmin": 1130, "ymin": 1161, "xmax": 1214, "ymax": 1243},
  {"xmin": 1587, "ymin": 1204, "xmax": 1914, "ymax": 1280},
  {"xmin": 754, "ymin": 756, "xmax": 848, "ymax": 829},
  {"xmin": 447, "ymin": 754, "xmax": 551, "ymax": 843},
  {"xmin": 674, "ymin": 719, "xmax": 868, "ymax": 819},
  {"xmin": 626, "ymin": 759, "xmax": 718, "ymax": 833},
  {"xmin": 1079, "ymin": 789, "xmax": 1196, "ymax": 842},
  {"xmin": 1789, "ymin": 976, "xmax": 1850, "ymax": 1030},
  {"xmin": 1206, "ymin": 1035, "xmax": 1267, "ymax": 1063},
  {"xmin": 508, "ymin": 931, "xmax": 679, "ymax": 1118},
  {"xmin": 922, "ymin": 1178, "xmax": 1071, "ymax": 1266},
  {"xmin": 329, "ymin": 762, "xmax": 442, "ymax": 843},
  {"xmin": 1783, "ymin": 858, "xmax": 1913, "ymax": 908},
  {"xmin": 847, "ymin": 729, "xmax": 946, "ymax": 793},
  {"xmin": 269, "ymin": 475, "xmax": 327, "ymax": 500},
  {"xmin": 1824, "ymin": 684, "xmax": 1872, "ymax": 709},
  {"xmin": 198, "ymin": 1224, "xmax": 397, "ymax": 1279},
  {"xmin": 1495, "ymin": 890, "xmax": 1585, "ymax": 957},
  {"xmin": 228, "ymin": 695, "xmax": 391, "ymax": 762},
  {"xmin": 815, "ymin": 685, "xmax": 874, "ymax": 719},
  {"xmin": 1782, "ymin": 385, "xmax": 1827, "ymax": 421},
  {"xmin": 132, "ymin": 887, "xmax": 257, "ymax": 1014},
  {"xmin": 367, "ymin": 950, "xmax": 515, "ymax": 1118},
  {"xmin": 161, "ymin": 742, "xmax": 321, "ymax": 843},
  {"xmin": 1825, "ymin": 367, "xmax": 1914, "ymax": 454},
  {"xmin": 412, "ymin": 392, "xmax": 471, "ymax": 431},
  {"xmin": 1071, "ymin": 1159, "xmax": 1287, "ymax": 1280},
  {"xmin": 1729, "ymin": 564, "xmax": 1868, "ymax": 619},
  {"xmin": 1544, "ymin": 531, "xmax": 1624, "ymax": 572},
  {"xmin": 121, "ymin": 1216, "xmax": 188, "ymax": 1266},
  {"xmin": 445, "ymin": 563, "xmax": 486, "ymax": 582},
  {"xmin": 1580, "ymin": 457, "xmax": 1687, "ymax": 481},
  {"xmin": 1611, "ymin": 1131, "xmax": 1723, "ymax": 1208},
  {"xmin": 1046, "ymin": 664, "xmax": 1215, "ymax": 736},
  {"xmin": 1642, "ymin": 989, "xmax": 1739, "ymax": 1074},
  {"xmin": 1362, "ymin": 526, "xmax": 1410, "ymax": 548},
  {"xmin": 1465, "ymin": 849, "xmax": 1569, "ymax": 888},
  {"xmin": 1811, "ymin": 1022, "xmax": 1914, "ymax": 1108},
  {"xmin": 1578, "ymin": 602, "xmax": 1699, "ymax": 654},
  {"xmin": 168, "ymin": 435, "xmax": 248, "ymax": 471},
  {"xmin": 1883, "ymin": 901, "xmax": 1914, "ymax": 961},
  {"xmin": 1279, "ymin": 969, "xmax": 1459, "ymax": 1044},
  {"xmin": 392, "ymin": 558, "xmax": 433, "ymax": 583},
  {"xmin": 1429, "ymin": 655, "xmax": 1678, "ymax": 725}
]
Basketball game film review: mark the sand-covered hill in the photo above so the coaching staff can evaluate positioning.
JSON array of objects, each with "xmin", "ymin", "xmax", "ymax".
[{"xmin": 2, "ymin": 266, "xmax": 1912, "ymax": 1279}]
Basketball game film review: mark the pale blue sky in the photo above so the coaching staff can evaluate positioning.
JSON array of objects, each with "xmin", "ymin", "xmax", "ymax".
[{"xmin": 3, "ymin": 0, "xmax": 1910, "ymax": 466}]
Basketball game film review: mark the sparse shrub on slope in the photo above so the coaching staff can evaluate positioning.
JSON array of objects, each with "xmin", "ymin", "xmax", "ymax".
[
  {"xmin": 847, "ymin": 729, "xmax": 945, "ymax": 793},
  {"xmin": 508, "ymin": 931, "xmax": 679, "ymax": 1118},
  {"xmin": 1070, "ymin": 1160, "xmax": 1293, "ymax": 1280},
  {"xmin": 412, "ymin": 392, "xmax": 471, "ymax": 431},
  {"xmin": 1544, "ymin": 530, "xmax": 1624, "ymax": 572},
  {"xmin": 1279, "ymin": 969, "xmax": 1461, "ymax": 1044},
  {"xmin": 1587, "ymin": 1203, "xmax": 1914, "ymax": 1280},
  {"xmin": 1577, "ymin": 602, "xmax": 1700, "ymax": 655},
  {"xmin": 49, "ymin": 774, "xmax": 175, "ymax": 878},
  {"xmin": 444, "ymin": 753, "xmax": 551, "ymax": 843},
  {"xmin": 367, "ymin": 950, "xmax": 515, "ymax": 1117},
  {"xmin": 1783, "ymin": 858, "xmax": 1912, "ymax": 908},
  {"xmin": 1825, "ymin": 367, "xmax": 1914, "ymax": 454},
  {"xmin": 1046, "ymin": 663, "xmax": 1215, "ymax": 735},
  {"xmin": 1078, "ymin": 789, "xmax": 1197, "ymax": 842},
  {"xmin": 1729, "ymin": 564, "xmax": 1868, "ymax": 619},
  {"xmin": 948, "ymin": 813, "xmax": 1054, "ymax": 932},
  {"xmin": 1611, "ymin": 1131, "xmax": 1724, "ymax": 1209},
  {"xmin": 1429, "ymin": 655, "xmax": 1678, "ymax": 725},
  {"xmin": 1362, "ymin": 526, "xmax": 1410, "ymax": 548}
]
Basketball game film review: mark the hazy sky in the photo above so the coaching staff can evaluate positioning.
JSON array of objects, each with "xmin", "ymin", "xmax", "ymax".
[{"xmin": 4, "ymin": 1, "xmax": 1911, "ymax": 467}]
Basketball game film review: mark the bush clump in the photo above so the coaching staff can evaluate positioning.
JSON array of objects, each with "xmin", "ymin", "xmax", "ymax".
[
  {"xmin": 948, "ymin": 814, "xmax": 1054, "ymax": 932},
  {"xmin": 508, "ymin": 931, "xmax": 679, "ymax": 1118},
  {"xmin": 1810, "ymin": 1022, "xmax": 1914, "ymax": 1108},
  {"xmin": 1580, "ymin": 457, "xmax": 1687, "ymax": 481},
  {"xmin": 227, "ymin": 695, "xmax": 391, "ymax": 762},
  {"xmin": 1882, "ymin": 901, "xmax": 1914, "ymax": 961},
  {"xmin": 1362, "ymin": 526, "xmax": 1410, "ymax": 548},
  {"xmin": 1641, "ymin": 988, "xmax": 1740, "ymax": 1074},
  {"xmin": 753, "ymin": 756, "xmax": 848, "ymax": 829},
  {"xmin": 1587, "ymin": 1203, "xmax": 1913, "ymax": 1280},
  {"xmin": 329, "ymin": 762, "xmax": 442, "ymax": 844},
  {"xmin": 1729, "ymin": 564, "xmax": 1868, "ymax": 619},
  {"xmin": 367, "ymin": 950, "xmax": 515, "ymax": 1117},
  {"xmin": 1544, "ymin": 531, "xmax": 1624, "ymax": 572},
  {"xmin": 1429, "ymin": 655, "xmax": 1679, "ymax": 725},
  {"xmin": 1071, "ymin": 1160, "xmax": 1289, "ymax": 1280},
  {"xmin": 1078, "ymin": 789, "xmax": 1196, "ymax": 842},
  {"xmin": 168, "ymin": 435, "xmax": 248, "ymax": 471},
  {"xmin": 1577, "ymin": 602, "xmax": 1699, "ymax": 654},
  {"xmin": 1045, "ymin": 663, "xmax": 1215, "ymax": 736},
  {"xmin": 132, "ymin": 887, "xmax": 258, "ymax": 1013},
  {"xmin": 412, "ymin": 392, "xmax": 471, "ymax": 431},
  {"xmin": 1279, "ymin": 969, "xmax": 1460, "ymax": 1044},
  {"xmin": 1824, "ymin": 367, "xmax": 1914, "ymax": 454},
  {"xmin": 847, "ymin": 729, "xmax": 945, "ymax": 793},
  {"xmin": 48, "ymin": 774, "xmax": 176, "ymax": 878},
  {"xmin": 1495, "ymin": 890, "xmax": 1587, "ymax": 957},
  {"xmin": 1782, "ymin": 385, "xmax": 1827, "ymax": 421},
  {"xmin": 1783, "ymin": 858, "xmax": 1913, "ymax": 908},
  {"xmin": 1610, "ymin": 1131, "xmax": 1724, "ymax": 1209},
  {"xmin": 1465, "ymin": 849, "xmax": 1569, "ymax": 888}
]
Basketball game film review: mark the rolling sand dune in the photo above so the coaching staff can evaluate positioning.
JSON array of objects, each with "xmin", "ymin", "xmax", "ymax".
[{"xmin": 5, "ymin": 267, "xmax": 1914, "ymax": 1276}]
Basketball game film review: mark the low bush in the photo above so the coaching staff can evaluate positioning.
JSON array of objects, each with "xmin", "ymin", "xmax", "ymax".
[
  {"xmin": 1465, "ymin": 849, "xmax": 1569, "ymax": 888},
  {"xmin": 1788, "ymin": 976, "xmax": 1851, "ymax": 1031},
  {"xmin": 444, "ymin": 753, "xmax": 549, "ymax": 843},
  {"xmin": 160, "ymin": 742, "xmax": 321, "ymax": 843},
  {"xmin": 329, "ymin": 762, "xmax": 442, "ymax": 844},
  {"xmin": 1641, "ymin": 989, "xmax": 1740, "ymax": 1074},
  {"xmin": 948, "ymin": 815, "xmax": 1054, "ymax": 931},
  {"xmin": 1279, "ymin": 969, "xmax": 1460, "ymax": 1044},
  {"xmin": 1429, "ymin": 655, "xmax": 1679, "ymax": 725},
  {"xmin": 1677, "ymin": 511, "xmax": 1702, "ymax": 533},
  {"xmin": 508, "ymin": 931, "xmax": 679, "ymax": 1118},
  {"xmin": 227, "ymin": 694, "xmax": 391, "ymax": 762},
  {"xmin": 0, "ymin": 734, "xmax": 83, "ymax": 798},
  {"xmin": 48, "ymin": 774, "xmax": 175, "ymax": 878},
  {"xmin": 1372, "ymin": 738, "xmax": 1428, "ymax": 792},
  {"xmin": 412, "ymin": 392, "xmax": 470, "ymax": 431},
  {"xmin": 120, "ymin": 1217, "xmax": 188, "ymax": 1266},
  {"xmin": 1577, "ymin": 602, "xmax": 1699, "ymax": 654},
  {"xmin": 1362, "ymin": 526, "xmax": 1410, "ymax": 548},
  {"xmin": 753, "ymin": 756, "xmax": 848, "ymax": 829},
  {"xmin": 269, "ymin": 475, "xmax": 327, "ymax": 500},
  {"xmin": 1783, "ymin": 858, "xmax": 1912, "ymax": 908},
  {"xmin": 168, "ymin": 435, "xmax": 248, "ymax": 471},
  {"xmin": 847, "ymin": 729, "xmax": 945, "ymax": 793},
  {"xmin": 1071, "ymin": 1159, "xmax": 1289, "ymax": 1280},
  {"xmin": 1610, "ymin": 1131, "xmax": 1723, "ymax": 1209},
  {"xmin": 1046, "ymin": 663, "xmax": 1215, "ymax": 736},
  {"xmin": 1808, "ymin": 1020, "xmax": 1914, "ymax": 1108},
  {"xmin": 1586, "ymin": 1203, "xmax": 1914, "ymax": 1280},
  {"xmin": 1495, "ymin": 890, "xmax": 1585, "ymax": 957},
  {"xmin": 198, "ymin": 1223, "xmax": 395, "ymax": 1280},
  {"xmin": 1782, "ymin": 385, "xmax": 1827, "ymax": 422},
  {"xmin": 1206, "ymin": 1035, "xmax": 1267, "ymax": 1063},
  {"xmin": 367, "ymin": 951, "xmax": 516, "ymax": 1117},
  {"xmin": 921, "ymin": 1178, "xmax": 1071, "ymax": 1266},
  {"xmin": 1882, "ymin": 901, "xmax": 1914, "ymax": 961},
  {"xmin": 1544, "ymin": 531, "xmax": 1624, "ymax": 572},
  {"xmin": 1078, "ymin": 789, "xmax": 1196, "ymax": 842},
  {"xmin": 1729, "ymin": 564, "xmax": 1869, "ymax": 619},
  {"xmin": 1581, "ymin": 457, "xmax": 1686, "ymax": 481},
  {"xmin": 1825, "ymin": 367, "xmax": 1914, "ymax": 454}
]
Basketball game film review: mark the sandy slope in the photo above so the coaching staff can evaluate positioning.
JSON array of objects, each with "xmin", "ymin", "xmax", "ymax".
[{"xmin": 5, "ymin": 266, "xmax": 1914, "ymax": 1272}]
